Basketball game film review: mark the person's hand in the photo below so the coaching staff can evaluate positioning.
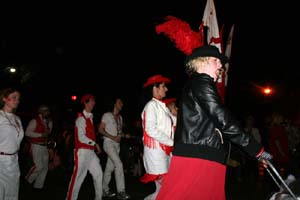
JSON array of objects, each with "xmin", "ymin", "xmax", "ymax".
[
  {"xmin": 42, "ymin": 131, "xmax": 50, "ymax": 138},
  {"xmin": 95, "ymin": 143, "xmax": 101, "ymax": 154},
  {"xmin": 257, "ymin": 151, "xmax": 273, "ymax": 168},
  {"xmin": 113, "ymin": 135, "xmax": 122, "ymax": 143},
  {"xmin": 257, "ymin": 151, "xmax": 273, "ymax": 161}
]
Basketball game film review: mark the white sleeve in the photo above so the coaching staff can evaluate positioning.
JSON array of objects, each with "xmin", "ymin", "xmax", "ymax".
[
  {"xmin": 76, "ymin": 117, "xmax": 96, "ymax": 145},
  {"xmin": 25, "ymin": 119, "xmax": 41, "ymax": 138},
  {"xmin": 143, "ymin": 103, "xmax": 173, "ymax": 146}
]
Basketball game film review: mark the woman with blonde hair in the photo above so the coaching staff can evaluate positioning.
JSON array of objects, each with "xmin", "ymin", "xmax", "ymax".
[{"xmin": 157, "ymin": 45, "xmax": 272, "ymax": 200}]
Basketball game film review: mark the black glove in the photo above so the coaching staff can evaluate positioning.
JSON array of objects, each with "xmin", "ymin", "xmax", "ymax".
[{"xmin": 257, "ymin": 151, "xmax": 273, "ymax": 161}]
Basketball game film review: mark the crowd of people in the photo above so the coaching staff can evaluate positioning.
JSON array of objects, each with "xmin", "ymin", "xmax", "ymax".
[{"xmin": 1, "ymin": 45, "xmax": 300, "ymax": 200}]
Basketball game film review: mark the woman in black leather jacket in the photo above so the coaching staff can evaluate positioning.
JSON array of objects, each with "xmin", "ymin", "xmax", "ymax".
[{"xmin": 156, "ymin": 45, "xmax": 273, "ymax": 200}]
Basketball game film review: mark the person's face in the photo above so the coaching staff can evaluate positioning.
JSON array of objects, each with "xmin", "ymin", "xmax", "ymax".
[
  {"xmin": 153, "ymin": 83, "xmax": 168, "ymax": 100},
  {"xmin": 115, "ymin": 99, "xmax": 123, "ymax": 111},
  {"xmin": 42, "ymin": 110, "xmax": 51, "ymax": 119},
  {"xmin": 85, "ymin": 98, "xmax": 95, "ymax": 112},
  {"xmin": 203, "ymin": 57, "xmax": 223, "ymax": 82},
  {"xmin": 3, "ymin": 91, "xmax": 20, "ymax": 111}
]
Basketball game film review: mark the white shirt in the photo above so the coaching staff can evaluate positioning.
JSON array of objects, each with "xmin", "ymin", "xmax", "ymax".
[
  {"xmin": 76, "ymin": 109, "xmax": 96, "ymax": 145},
  {"xmin": 141, "ymin": 98, "xmax": 174, "ymax": 174},
  {"xmin": 101, "ymin": 112, "xmax": 123, "ymax": 142},
  {"xmin": 142, "ymin": 98, "xmax": 174, "ymax": 146},
  {"xmin": 0, "ymin": 110, "xmax": 24, "ymax": 154}
]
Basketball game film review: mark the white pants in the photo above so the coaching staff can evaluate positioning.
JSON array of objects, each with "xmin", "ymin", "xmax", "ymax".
[
  {"xmin": 66, "ymin": 149, "xmax": 103, "ymax": 200},
  {"xmin": 103, "ymin": 140, "xmax": 125, "ymax": 193},
  {"xmin": 26, "ymin": 144, "xmax": 49, "ymax": 189},
  {"xmin": 0, "ymin": 155, "xmax": 20, "ymax": 200}
]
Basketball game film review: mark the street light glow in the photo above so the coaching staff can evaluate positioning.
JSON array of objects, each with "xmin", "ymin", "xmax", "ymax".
[
  {"xmin": 263, "ymin": 87, "xmax": 272, "ymax": 95},
  {"xmin": 71, "ymin": 95, "xmax": 77, "ymax": 101},
  {"xmin": 9, "ymin": 67, "xmax": 16, "ymax": 73}
]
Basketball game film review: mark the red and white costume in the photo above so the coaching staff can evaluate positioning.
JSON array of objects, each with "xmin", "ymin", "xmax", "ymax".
[
  {"xmin": 140, "ymin": 98, "xmax": 174, "ymax": 200},
  {"xmin": 66, "ymin": 110, "xmax": 103, "ymax": 200},
  {"xmin": 0, "ymin": 110, "xmax": 24, "ymax": 200},
  {"xmin": 25, "ymin": 116, "xmax": 53, "ymax": 189}
]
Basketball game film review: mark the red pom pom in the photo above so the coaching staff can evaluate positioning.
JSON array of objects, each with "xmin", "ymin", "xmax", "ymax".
[{"xmin": 155, "ymin": 16, "xmax": 204, "ymax": 55}]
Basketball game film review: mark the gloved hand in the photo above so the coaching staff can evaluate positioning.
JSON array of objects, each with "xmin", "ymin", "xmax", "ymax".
[{"xmin": 257, "ymin": 151, "xmax": 273, "ymax": 161}]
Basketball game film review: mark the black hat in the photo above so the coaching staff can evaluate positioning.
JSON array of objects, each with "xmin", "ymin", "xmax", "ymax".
[{"xmin": 184, "ymin": 45, "xmax": 228, "ymax": 66}]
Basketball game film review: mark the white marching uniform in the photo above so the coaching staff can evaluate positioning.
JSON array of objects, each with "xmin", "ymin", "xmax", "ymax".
[
  {"xmin": 141, "ymin": 98, "xmax": 174, "ymax": 200},
  {"xmin": 142, "ymin": 98, "xmax": 174, "ymax": 175},
  {"xmin": 0, "ymin": 110, "xmax": 24, "ymax": 200},
  {"xmin": 66, "ymin": 110, "xmax": 103, "ymax": 200},
  {"xmin": 25, "ymin": 117, "xmax": 53, "ymax": 189}
]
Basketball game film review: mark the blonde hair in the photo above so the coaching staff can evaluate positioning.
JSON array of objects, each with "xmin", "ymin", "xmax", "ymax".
[{"xmin": 185, "ymin": 57, "xmax": 209, "ymax": 76}]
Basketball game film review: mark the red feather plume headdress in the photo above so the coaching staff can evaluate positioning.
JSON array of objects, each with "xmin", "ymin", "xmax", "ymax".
[{"xmin": 155, "ymin": 16, "xmax": 204, "ymax": 55}]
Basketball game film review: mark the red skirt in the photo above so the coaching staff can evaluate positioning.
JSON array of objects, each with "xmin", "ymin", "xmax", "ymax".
[{"xmin": 156, "ymin": 155, "xmax": 226, "ymax": 200}]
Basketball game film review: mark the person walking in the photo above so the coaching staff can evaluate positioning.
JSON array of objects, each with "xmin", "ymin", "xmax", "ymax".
[
  {"xmin": 98, "ymin": 97, "xmax": 130, "ymax": 200},
  {"xmin": 140, "ymin": 75, "xmax": 174, "ymax": 200},
  {"xmin": 156, "ymin": 45, "xmax": 273, "ymax": 200},
  {"xmin": 0, "ymin": 87, "xmax": 24, "ymax": 200},
  {"xmin": 98, "ymin": 98, "xmax": 130, "ymax": 199},
  {"xmin": 25, "ymin": 104, "xmax": 53, "ymax": 190},
  {"xmin": 66, "ymin": 94, "xmax": 103, "ymax": 200}
]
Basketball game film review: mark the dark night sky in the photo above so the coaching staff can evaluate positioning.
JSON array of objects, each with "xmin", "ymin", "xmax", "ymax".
[{"xmin": 1, "ymin": 0, "xmax": 300, "ymax": 121}]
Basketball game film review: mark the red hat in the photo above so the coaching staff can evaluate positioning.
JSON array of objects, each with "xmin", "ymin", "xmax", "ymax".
[
  {"xmin": 80, "ymin": 94, "xmax": 95, "ymax": 104},
  {"xmin": 143, "ymin": 74, "xmax": 171, "ymax": 88},
  {"xmin": 163, "ymin": 98, "xmax": 176, "ymax": 106}
]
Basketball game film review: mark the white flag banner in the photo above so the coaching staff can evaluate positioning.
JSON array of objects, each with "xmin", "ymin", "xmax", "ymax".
[
  {"xmin": 202, "ymin": 0, "xmax": 222, "ymax": 52},
  {"xmin": 224, "ymin": 24, "xmax": 234, "ymax": 86}
]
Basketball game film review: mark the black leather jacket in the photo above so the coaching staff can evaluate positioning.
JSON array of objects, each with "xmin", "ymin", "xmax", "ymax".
[{"xmin": 173, "ymin": 73, "xmax": 262, "ymax": 164}]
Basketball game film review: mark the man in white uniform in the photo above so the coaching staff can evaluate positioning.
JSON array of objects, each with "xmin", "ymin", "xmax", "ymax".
[
  {"xmin": 66, "ymin": 94, "xmax": 103, "ymax": 200},
  {"xmin": 25, "ymin": 105, "xmax": 53, "ymax": 189},
  {"xmin": 98, "ymin": 97, "xmax": 130, "ymax": 200}
]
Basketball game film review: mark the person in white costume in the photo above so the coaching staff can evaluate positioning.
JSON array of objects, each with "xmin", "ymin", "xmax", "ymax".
[
  {"xmin": 139, "ymin": 74, "xmax": 174, "ymax": 200},
  {"xmin": 0, "ymin": 88, "xmax": 24, "ymax": 200},
  {"xmin": 99, "ymin": 97, "xmax": 130, "ymax": 200},
  {"xmin": 66, "ymin": 94, "xmax": 103, "ymax": 200},
  {"xmin": 25, "ymin": 104, "xmax": 53, "ymax": 189}
]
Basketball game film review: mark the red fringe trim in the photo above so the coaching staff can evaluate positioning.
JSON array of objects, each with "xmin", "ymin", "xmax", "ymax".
[
  {"xmin": 159, "ymin": 144, "xmax": 173, "ymax": 156},
  {"xmin": 143, "ymin": 131, "xmax": 173, "ymax": 155},
  {"xmin": 140, "ymin": 173, "xmax": 166, "ymax": 183},
  {"xmin": 143, "ymin": 130, "xmax": 158, "ymax": 148}
]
